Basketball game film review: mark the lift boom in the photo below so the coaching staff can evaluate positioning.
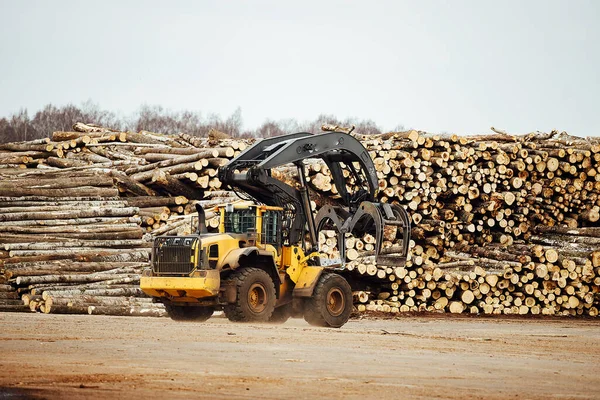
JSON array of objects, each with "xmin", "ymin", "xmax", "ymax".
[{"xmin": 218, "ymin": 131, "xmax": 411, "ymax": 265}]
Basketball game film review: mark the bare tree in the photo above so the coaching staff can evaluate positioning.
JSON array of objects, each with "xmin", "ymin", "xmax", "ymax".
[
  {"xmin": 0, "ymin": 117, "xmax": 15, "ymax": 143},
  {"xmin": 31, "ymin": 102, "xmax": 122, "ymax": 136},
  {"xmin": 10, "ymin": 109, "xmax": 36, "ymax": 142},
  {"xmin": 135, "ymin": 105, "xmax": 207, "ymax": 135},
  {"xmin": 203, "ymin": 107, "xmax": 243, "ymax": 137},
  {"xmin": 343, "ymin": 117, "xmax": 382, "ymax": 135},
  {"xmin": 80, "ymin": 100, "xmax": 122, "ymax": 130},
  {"xmin": 31, "ymin": 104, "xmax": 60, "ymax": 136},
  {"xmin": 299, "ymin": 114, "xmax": 343, "ymax": 134},
  {"xmin": 256, "ymin": 120, "xmax": 286, "ymax": 138}
]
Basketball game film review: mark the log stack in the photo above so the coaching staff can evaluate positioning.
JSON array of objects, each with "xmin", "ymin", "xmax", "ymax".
[
  {"xmin": 0, "ymin": 123, "xmax": 598, "ymax": 317},
  {"xmin": 0, "ymin": 125, "xmax": 246, "ymax": 315},
  {"xmin": 0, "ymin": 174, "xmax": 152, "ymax": 314},
  {"xmin": 317, "ymin": 128, "xmax": 600, "ymax": 316}
]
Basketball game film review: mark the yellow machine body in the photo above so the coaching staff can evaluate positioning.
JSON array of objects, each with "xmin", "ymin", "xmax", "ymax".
[{"xmin": 140, "ymin": 202, "xmax": 324, "ymax": 305}]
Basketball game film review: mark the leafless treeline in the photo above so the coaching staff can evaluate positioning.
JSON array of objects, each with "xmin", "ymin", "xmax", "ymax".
[{"xmin": 0, "ymin": 102, "xmax": 393, "ymax": 142}]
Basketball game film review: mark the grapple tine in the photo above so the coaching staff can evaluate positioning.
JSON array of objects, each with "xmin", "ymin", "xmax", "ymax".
[
  {"xmin": 345, "ymin": 201, "xmax": 385, "ymax": 258},
  {"xmin": 388, "ymin": 203, "xmax": 411, "ymax": 261},
  {"xmin": 314, "ymin": 205, "xmax": 349, "ymax": 266}
]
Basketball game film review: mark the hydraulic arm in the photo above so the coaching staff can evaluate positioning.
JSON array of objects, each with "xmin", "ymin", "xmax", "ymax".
[{"xmin": 218, "ymin": 131, "xmax": 411, "ymax": 265}]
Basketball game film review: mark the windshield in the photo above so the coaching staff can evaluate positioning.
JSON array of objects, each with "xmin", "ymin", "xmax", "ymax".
[{"xmin": 223, "ymin": 208, "xmax": 256, "ymax": 234}]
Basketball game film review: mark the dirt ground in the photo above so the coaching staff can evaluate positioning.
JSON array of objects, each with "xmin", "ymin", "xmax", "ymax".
[{"xmin": 0, "ymin": 313, "xmax": 599, "ymax": 400}]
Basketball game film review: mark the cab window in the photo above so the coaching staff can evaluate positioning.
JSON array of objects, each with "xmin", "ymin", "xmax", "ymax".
[
  {"xmin": 262, "ymin": 210, "xmax": 280, "ymax": 246},
  {"xmin": 224, "ymin": 208, "xmax": 256, "ymax": 233}
]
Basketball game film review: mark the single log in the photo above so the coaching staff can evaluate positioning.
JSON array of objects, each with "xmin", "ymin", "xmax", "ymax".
[
  {"xmin": 0, "ymin": 304, "xmax": 31, "ymax": 312},
  {"xmin": 121, "ymin": 131, "xmax": 167, "ymax": 145},
  {"xmin": 18, "ymin": 230, "xmax": 140, "ymax": 241},
  {"xmin": 534, "ymin": 234, "xmax": 600, "ymax": 247},
  {"xmin": 47, "ymin": 295, "xmax": 153, "ymax": 308},
  {"xmin": 0, "ymin": 284, "xmax": 14, "ymax": 292},
  {"xmin": 43, "ymin": 304, "xmax": 92, "ymax": 314},
  {"xmin": 0, "ymin": 186, "xmax": 119, "ymax": 197},
  {"xmin": 0, "ymin": 175, "xmax": 113, "ymax": 190},
  {"xmin": 0, "ymin": 292, "xmax": 19, "ymax": 299},
  {"xmin": 0, "ymin": 223, "xmax": 141, "ymax": 235},
  {"xmin": 42, "ymin": 287, "xmax": 145, "ymax": 300},
  {"xmin": 45, "ymin": 157, "xmax": 89, "ymax": 168},
  {"xmin": 0, "ymin": 207, "xmax": 138, "ymax": 222},
  {"xmin": 8, "ymin": 248, "xmax": 146, "ymax": 258},
  {"xmin": 124, "ymin": 196, "xmax": 188, "ymax": 208},
  {"xmin": 87, "ymin": 304, "xmax": 166, "ymax": 317},
  {"xmin": 4, "ymin": 261, "xmax": 146, "ymax": 278},
  {"xmin": 0, "ymin": 202, "xmax": 127, "ymax": 214},
  {"xmin": 535, "ymin": 225, "xmax": 600, "ymax": 238},
  {"xmin": 15, "ymin": 273, "xmax": 138, "ymax": 286},
  {"xmin": 461, "ymin": 290, "xmax": 475, "ymax": 304},
  {"xmin": 449, "ymin": 301, "xmax": 465, "ymax": 314},
  {"xmin": 4, "ymin": 239, "xmax": 146, "ymax": 251},
  {"xmin": 81, "ymin": 250, "xmax": 150, "ymax": 263},
  {"xmin": 136, "ymin": 147, "xmax": 202, "ymax": 155}
]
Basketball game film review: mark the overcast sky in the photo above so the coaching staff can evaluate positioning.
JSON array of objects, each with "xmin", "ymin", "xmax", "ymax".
[{"xmin": 1, "ymin": 0, "xmax": 598, "ymax": 136}]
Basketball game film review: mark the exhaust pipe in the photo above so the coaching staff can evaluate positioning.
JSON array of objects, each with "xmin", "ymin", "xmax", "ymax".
[{"xmin": 195, "ymin": 204, "xmax": 207, "ymax": 234}]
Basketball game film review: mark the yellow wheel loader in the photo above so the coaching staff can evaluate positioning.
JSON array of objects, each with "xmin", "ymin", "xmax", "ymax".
[{"xmin": 141, "ymin": 130, "xmax": 411, "ymax": 328}]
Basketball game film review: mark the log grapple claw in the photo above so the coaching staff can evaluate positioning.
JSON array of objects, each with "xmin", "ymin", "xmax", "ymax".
[{"xmin": 315, "ymin": 202, "xmax": 411, "ymax": 267}]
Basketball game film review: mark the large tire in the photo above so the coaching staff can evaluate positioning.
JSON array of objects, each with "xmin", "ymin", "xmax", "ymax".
[
  {"xmin": 165, "ymin": 304, "xmax": 214, "ymax": 322},
  {"xmin": 223, "ymin": 268, "xmax": 276, "ymax": 322},
  {"xmin": 303, "ymin": 273, "xmax": 352, "ymax": 328},
  {"xmin": 268, "ymin": 303, "xmax": 292, "ymax": 324}
]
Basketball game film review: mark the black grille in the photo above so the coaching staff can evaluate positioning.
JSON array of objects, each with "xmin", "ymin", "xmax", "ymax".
[{"xmin": 152, "ymin": 236, "xmax": 197, "ymax": 275}]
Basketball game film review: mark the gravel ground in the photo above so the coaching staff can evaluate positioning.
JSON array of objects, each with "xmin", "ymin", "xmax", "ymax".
[{"xmin": 0, "ymin": 312, "xmax": 599, "ymax": 399}]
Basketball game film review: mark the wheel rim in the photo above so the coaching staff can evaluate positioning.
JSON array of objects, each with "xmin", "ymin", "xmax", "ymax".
[
  {"xmin": 248, "ymin": 283, "xmax": 267, "ymax": 313},
  {"xmin": 326, "ymin": 287, "xmax": 345, "ymax": 317}
]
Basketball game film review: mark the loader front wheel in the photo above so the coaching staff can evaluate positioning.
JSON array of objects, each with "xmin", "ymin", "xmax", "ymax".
[
  {"xmin": 224, "ymin": 268, "xmax": 276, "ymax": 322},
  {"xmin": 165, "ymin": 304, "xmax": 214, "ymax": 322},
  {"xmin": 303, "ymin": 273, "xmax": 352, "ymax": 328}
]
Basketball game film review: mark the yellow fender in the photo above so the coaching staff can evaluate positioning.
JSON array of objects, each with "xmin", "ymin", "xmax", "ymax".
[
  {"xmin": 291, "ymin": 266, "xmax": 324, "ymax": 297},
  {"xmin": 219, "ymin": 246, "xmax": 282, "ymax": 297},
  {"xmin": 283, "ymin": 248, "xmax": 326, "ymax": 297}
]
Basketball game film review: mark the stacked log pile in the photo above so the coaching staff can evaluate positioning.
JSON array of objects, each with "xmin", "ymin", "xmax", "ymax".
[
  {"xmin": 0, "ymin": 179, "xmax": 153, "ymax": 314},
  {"xmin": 315, "ymin": 127, "xmax": 600, "ymax": 316},
  {"xmin": 0, "ymin": 125, "xmax": 244, "ymax": 315},
  {"xmin": 0, "ymin": 123, "xmax": 599, "ymax": 317}
]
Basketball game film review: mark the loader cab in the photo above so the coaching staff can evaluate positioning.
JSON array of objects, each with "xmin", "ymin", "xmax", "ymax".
[{"xmin": 218, "ymin": 203, "xmax": 283, "ymax": 249}]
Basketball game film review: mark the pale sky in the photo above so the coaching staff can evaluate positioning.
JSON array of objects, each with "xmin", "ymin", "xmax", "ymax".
[{"xmin": 1, "ymin": 0, "xmax": 598, "ymax": 136}]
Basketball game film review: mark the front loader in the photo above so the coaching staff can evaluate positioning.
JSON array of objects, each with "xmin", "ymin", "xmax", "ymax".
[{"xmin": 141, "ymin": 130, "xmax": 411, "ymax": 328}]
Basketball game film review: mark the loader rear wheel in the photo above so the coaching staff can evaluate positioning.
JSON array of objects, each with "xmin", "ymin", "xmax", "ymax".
[
  {"xmin": 303, "ymin": 273, "xmax": 352, "ymax": 328},
  {"xmin": 223, "ymin": 268, "xmax": 276, "ymax": 322},
  {"xmin": 165, "ymin": 304, "xmax": 214, "ymax": 322}
]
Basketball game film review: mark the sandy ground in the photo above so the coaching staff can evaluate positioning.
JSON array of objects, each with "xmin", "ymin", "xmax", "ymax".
[{"xmin": 0, "ymin": 313, "xmax": 599, "ymax": 400}]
